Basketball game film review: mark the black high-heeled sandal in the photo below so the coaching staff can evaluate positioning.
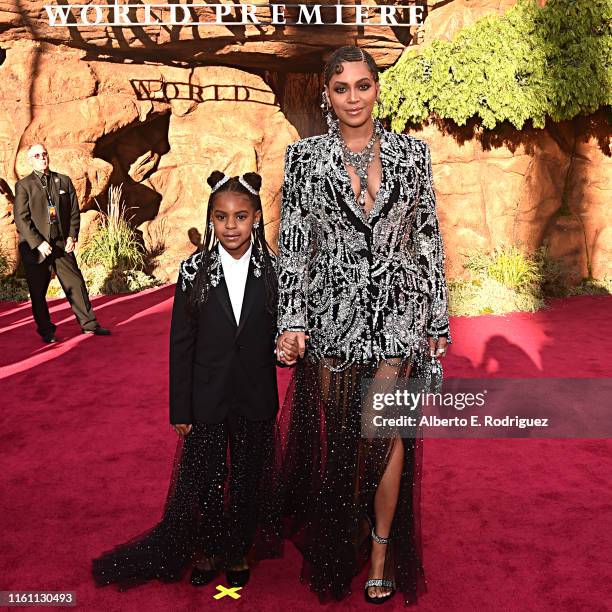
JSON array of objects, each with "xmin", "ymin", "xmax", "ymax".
[{"xmin": 364, "ymin": 528, "xmax": 396, "ymax": 605}]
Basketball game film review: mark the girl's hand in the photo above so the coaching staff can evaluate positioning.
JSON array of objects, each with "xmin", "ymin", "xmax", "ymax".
[
  {"xmin": 276, "ymin": 331, "xmax": 308, "ymax": 365},
  {"xmin": 428, "ymin": 336, "xmax": 448, "ymax": 360},
  {"xmin": 173, "ymin": 424, "xmax": 192, "ymax": 436},
  {"xmin": 281, "ymin": 336, "xmax": 299, "ymax": 363}
]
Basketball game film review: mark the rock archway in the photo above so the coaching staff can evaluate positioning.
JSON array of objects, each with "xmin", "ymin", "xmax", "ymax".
[{"xmin": 1, "ymin": 42, "xmax": 299, "ymax": 279}]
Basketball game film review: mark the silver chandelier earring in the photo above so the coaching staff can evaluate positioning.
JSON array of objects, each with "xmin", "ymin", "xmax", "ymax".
[
  {"xmin": 320, "ymin": 90, "xmax": 336, "ymax": 132},
  {"xmin": 253, "ymin": 220, "xmax": 260, "ymax": 231},
  {"xmin": 208, "ymin": 221, "xmax": 214, "ymax": 231}
]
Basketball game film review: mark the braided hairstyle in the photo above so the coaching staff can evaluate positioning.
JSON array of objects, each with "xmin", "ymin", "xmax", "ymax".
[
  {"xmin": 323, "ymin": 45, "xmax": 380, "ymax": 85},
  {"xmin": 189, "ymin": 171, "xmax": 278, "ymax": 319}
]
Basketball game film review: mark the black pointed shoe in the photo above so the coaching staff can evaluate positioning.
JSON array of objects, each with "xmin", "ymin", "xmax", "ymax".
[
  {"xmin": 226, "ymin": 568, "xmax": 250, "ymax": 588},
  {"xmin": 190, "ymin": 565, "xmax": 219, "ymax": 587}
]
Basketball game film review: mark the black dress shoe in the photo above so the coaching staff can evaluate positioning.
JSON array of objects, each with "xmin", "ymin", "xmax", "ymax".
[
  {"xmin": 225, "ymin": 568, "xmax": 250, "ymax": 588},
  {"xmin": 190, "ymin": 565, "xmax": 219, "ymax": 587},
  {"xmin": 42, "ymin": 334, "xmax": 57, "ymax": 344},
  {"xmin": 83, "ymin": 326, "xmax": 111, "ymax": 336}
]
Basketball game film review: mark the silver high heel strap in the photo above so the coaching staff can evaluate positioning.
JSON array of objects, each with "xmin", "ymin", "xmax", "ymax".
[
  {"xmin": 371, "ymin": 527, "xmax": 390, "ymax": 545},
  {"xmin": 365, "ymin": 579, "xmax": 395, "ymax": 589}
]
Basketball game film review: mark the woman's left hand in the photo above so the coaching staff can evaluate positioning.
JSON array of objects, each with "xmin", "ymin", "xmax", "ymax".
[{"xmin": 428, "ymin": 336, "xmax": 448, "ymax": 359}]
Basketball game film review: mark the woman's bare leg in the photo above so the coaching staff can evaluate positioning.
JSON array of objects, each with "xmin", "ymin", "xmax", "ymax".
[
  {"xmin": 368, "ymin": 360, "xmax": 411, "ymax": 599},
  {"xmin": 368, "ymin": 437, "xmax": 404, "ymax": 598}
]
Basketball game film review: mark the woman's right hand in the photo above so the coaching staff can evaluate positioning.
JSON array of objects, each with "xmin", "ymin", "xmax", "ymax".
[
  {"xmin": 276, "ymin": 331, "xmax": 308, "ymax": 365},
  {"xmin": 173, "ymin": 424, "xmax": 192, "ymax": 436}
]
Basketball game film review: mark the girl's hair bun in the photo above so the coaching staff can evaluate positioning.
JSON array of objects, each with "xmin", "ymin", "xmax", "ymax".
[
  {"xmin": 207, "ymin": 170, "xmax": 226, "ymax": 189},
  {"xmin": 241, "ymin": 172, "xmax": 262, "ymax": 192}
]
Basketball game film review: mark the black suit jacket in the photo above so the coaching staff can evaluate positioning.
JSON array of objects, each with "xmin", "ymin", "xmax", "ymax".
[
  {"xmin": 13, "ymin": 171, "xmax": 80, "ymax": 263},
  {"xmin": 169, "ymin": 250, "xmax": 279, "ymax": 424}
]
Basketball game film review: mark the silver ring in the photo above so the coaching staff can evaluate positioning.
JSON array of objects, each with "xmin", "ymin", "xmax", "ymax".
[
  {"xmin": 437, "ymin": 348, "xmax": 447, "ymax": 354},
  {"xmin": 279, "ymin": 349, "xmax": 286, "ymax": 359}
]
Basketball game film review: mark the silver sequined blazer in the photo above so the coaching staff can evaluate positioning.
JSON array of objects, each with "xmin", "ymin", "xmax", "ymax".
[{"xmin": 277, "ymin": 128, "xmax": 451, "ymax": 367}]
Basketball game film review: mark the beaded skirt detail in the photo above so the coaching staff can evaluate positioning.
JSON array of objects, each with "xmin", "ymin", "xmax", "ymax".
[
  {"xmin": 277, "ymin": 356, "xmax": 427, "ymax": 605},
  {"xmin": 92, "ymin": 416, "xmax": 280, "ymax": 590}
]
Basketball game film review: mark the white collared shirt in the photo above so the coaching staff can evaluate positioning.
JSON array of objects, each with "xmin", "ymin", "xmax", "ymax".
[{"xmin": 218, "ymin": 243, "xmax": 252, "ymax": 324}]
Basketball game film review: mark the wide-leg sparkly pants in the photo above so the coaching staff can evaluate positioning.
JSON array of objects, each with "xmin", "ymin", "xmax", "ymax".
[{"xmin": 92, "ymin": 414, "xmax": 278, "ymax": 590}]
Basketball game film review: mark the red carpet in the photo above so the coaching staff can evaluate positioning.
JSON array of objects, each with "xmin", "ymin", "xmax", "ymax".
[{"xmin": 1, "ymin": 287, "xmax": 611, "ymax": 611}]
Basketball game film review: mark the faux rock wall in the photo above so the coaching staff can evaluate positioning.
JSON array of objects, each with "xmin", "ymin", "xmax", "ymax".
[
  {"xmin": 0, "ymin": 42, "xmax": 298, "ymax": 280},
  {"xmin": 409, "ymin": 114, "xmax": 611, "ymax": 281},
  {"xmin": 0, "ymin": 0, "xmax": 609, "ymax": 285}
]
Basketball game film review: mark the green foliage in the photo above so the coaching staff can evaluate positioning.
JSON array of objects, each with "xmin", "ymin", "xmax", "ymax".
[
  {"xmin": 79, "ymin": 185, "xmax": 144, "ymax": 272},
  {"xmin": 448, "ymin": 244, "xmax": 610, "ymax": 315},
  {"xmin": 449, "ymin": 245, "xmax": 545, "ymax": 315},
  {"xmin": 47, "ymin": 264, "xmax": 157, "ymax": 297},
  {"xmin": 464, "ymin": 245, "xmax": 541, "ymax": 291},
  {"xmin": 380, "ymin": 0, "xmax": 612, "ymax": 130},
  {"xmin": 0, "ymin": 186, "xmax": 159, "ymax": 301},
  {"xmin": 566, "ymin": 277, "xmax": 612, "ymax": 296},
  {"xmin": 74, "ymin": 184, "xmax": 158, "ymax": 296},
  {"xmin": 0, "ymin": 248, "xmax": 9, "ymax": 277},
  {"xmin": 0, "ymin": 274, "xmax": 29, "ymax": 301},
  {"xmin": 0, "ymin": 241, "xmax": 29, "ymax": 301},
  {"xmin": 448, "ymin": 276, "xmax": 545, "ymax": 316}
]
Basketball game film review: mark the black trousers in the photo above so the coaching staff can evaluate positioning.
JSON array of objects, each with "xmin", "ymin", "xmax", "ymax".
[
  {"xmin": 23, "ymin": 236, "xmax": 98, "ymax": 337},
  {"xmin": 190, "ymin": 413, "xmax": 276, "ymax": 566}
]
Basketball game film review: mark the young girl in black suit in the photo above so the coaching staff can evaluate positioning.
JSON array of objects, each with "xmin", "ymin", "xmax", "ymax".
[{"xmin": 92, "ymin": 171, "xmax": 297, "ymax": 590}]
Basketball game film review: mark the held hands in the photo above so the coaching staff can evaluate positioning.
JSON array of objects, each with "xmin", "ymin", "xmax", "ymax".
[
  {"xmin": 37, "ymin": 241, "xmax": 53, "ymax": 257},
  {"xmin": 173, "ymin": 424, "xmax": 192, "ymax": 436},
  {"xmin": 428, "ymin": 336, "xmax": 449, "ymax": 359},
  {"xmin": 276, "ymin": 331, "xmax": 308, "ymax": 366},
  {"xmin": 65, "ymin": 237, "xmax": 77, "ymax": 253}
]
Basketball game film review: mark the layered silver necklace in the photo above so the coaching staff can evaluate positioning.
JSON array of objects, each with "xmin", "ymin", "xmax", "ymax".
[{"xmin": 338, "ymin": 119, "xmax": 383, "ymax": 209}]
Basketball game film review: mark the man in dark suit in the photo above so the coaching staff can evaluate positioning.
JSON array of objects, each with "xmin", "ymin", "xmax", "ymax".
[{"xmin": 13, "ymin": 143, "xmax": 110, "ymax": 343}]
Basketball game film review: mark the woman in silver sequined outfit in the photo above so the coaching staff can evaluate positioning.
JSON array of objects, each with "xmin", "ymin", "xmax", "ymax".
[{"xmin": 275, "ymin": 46, "xmax": 452, "ymax": 605}]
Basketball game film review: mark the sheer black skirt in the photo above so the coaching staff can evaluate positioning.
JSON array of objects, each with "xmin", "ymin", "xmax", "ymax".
[
  {"xmin": 92, "ymin": 414, "xmax": 280, "ymax": 590},
  {"xmin": 277, "ymin": 355, "xmax": 428, "ymax": 605}
]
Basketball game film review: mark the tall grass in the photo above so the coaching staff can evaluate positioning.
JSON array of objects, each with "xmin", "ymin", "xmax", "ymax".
[
  {"xmin": 449, "ymin": 244, "xmax": 611, "ymax": 316},
  {"xmin": 464, "ymin": 245, "xmax": 541, "ymax": 292},
  {"xmin": 0, "ymin": 243, "xmax": 10, "ymax": 277},
  {"xmin": 62, "ymin": 184, "xmax": 157, "ymax": 296},
  {"xmin": 0, "ymin": 239, "xmax": 29, "ymax": 301},
  {"xmin": 450, "ymin": 245, "xmax": 545, "ymax": 316},
  {"xmin": 79, "ymin": 184, "xmax": 144, "ymax": 272}
]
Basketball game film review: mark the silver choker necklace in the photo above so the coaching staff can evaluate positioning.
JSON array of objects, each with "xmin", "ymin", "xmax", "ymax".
[{"xmin": 338, "ymin": 120, "xmax": 383, "ymax": 209}]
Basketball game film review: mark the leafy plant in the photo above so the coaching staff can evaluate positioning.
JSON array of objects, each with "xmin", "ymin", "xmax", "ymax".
[
  {"xmin": 79, "ymin": 184, "xmax": 144, "ymax": 272},
  {"xmin": 448, "ymin": 244, "xmax": 610, "ymax": 315},
  {"xmin": 72, "ymin": 184, "xmax": 158, "ymax": 296},
  {"xmin": 379, "ymin": 0, "xmax": 612, "ymax": 131},
  {"xmin": 0, "ymin": 250, "xmax": 9, "ymax": 278},
  {"xmin": 0, "ymin": 274, "xmax": 29, "ymax": 301},
  {"xmin": 464, "ymin": 245, "xmax": 541, "ymax": 292},
  {"xmin": 0, "ymin": 240, "xmax": 29, "ymax": 301},
  {"xmin": 449, "ymin": 245, "xmax": 544, "ymax": 315},
  {"xmin": 448, "ymin": 276, "xmax": 544, "ymax": 316}
]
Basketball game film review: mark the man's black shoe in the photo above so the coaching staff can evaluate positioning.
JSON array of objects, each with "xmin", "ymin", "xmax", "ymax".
[
  {"xmin": 83, "ymin": 326, "xmax": 111, "ymax": 336},
  {"xmin": 42, "ymin": 334, "xmax": 57, "ymax": 344}
]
